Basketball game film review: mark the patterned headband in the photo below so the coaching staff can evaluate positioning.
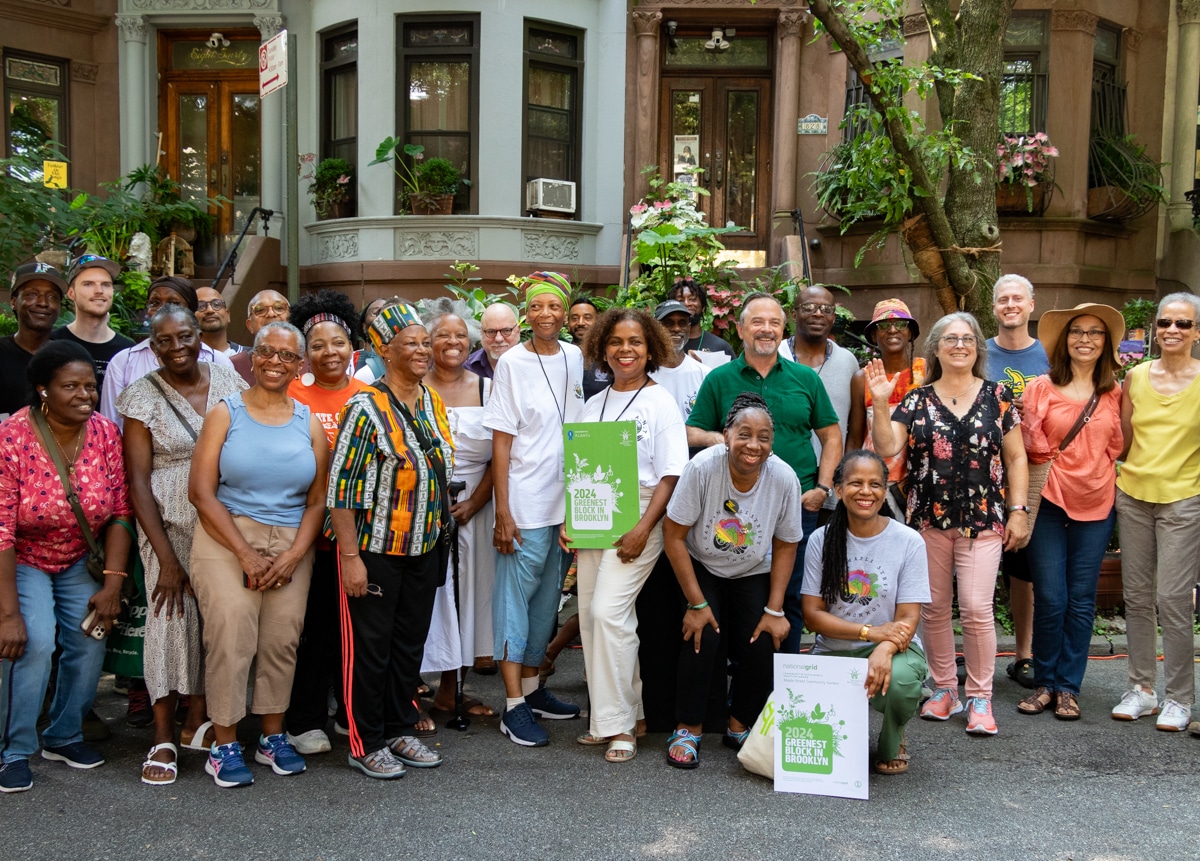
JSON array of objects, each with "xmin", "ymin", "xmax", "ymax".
[
  {"xmin": 302, "ymin": 312, "xmax": 351, "ymax": 338},
  {"xmin": 367, "ymin": 302, "xmax": 425, "ymax": 351}
]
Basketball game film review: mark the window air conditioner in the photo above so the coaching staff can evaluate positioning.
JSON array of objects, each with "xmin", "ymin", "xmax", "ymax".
[{"xmin": 527, "ymin": 178, "xmax": 577, "ymax": 214}]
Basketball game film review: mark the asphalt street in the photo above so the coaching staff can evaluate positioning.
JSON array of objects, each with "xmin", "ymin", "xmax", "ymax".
[{"xmin": 2, "ymin": 644, "xmax": 1197, "ymax": 861}]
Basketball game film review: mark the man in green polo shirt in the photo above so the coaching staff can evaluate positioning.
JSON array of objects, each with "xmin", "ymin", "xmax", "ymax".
[{"xmin": 686, "ymin": 292, "xmax": 842, "ymax": 653}]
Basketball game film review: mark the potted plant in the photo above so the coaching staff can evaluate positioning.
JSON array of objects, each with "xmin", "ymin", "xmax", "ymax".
[
  {"xmin": 995, "ymin": 132, "xmax": 1058, "ymax": 215},
  {"xmin": 369, "ymin": 138, "xmax": 467, "ymax": 215},
  {"xmin": 1087, "ymin": 132, "xmax": 1166, "ymax": 222},
  {"xmin": 123, "ymin": 163, "xmax": 219, "ymax": 243},
  {"xmin": 308, "ymin": 157, "xmax": 354, "ymax": 220}
]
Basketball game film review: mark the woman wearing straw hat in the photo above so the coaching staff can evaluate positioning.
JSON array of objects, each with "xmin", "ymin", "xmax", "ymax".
[
  {"xmin": 848, "ymin": 299, "xmax": 925, "ymax": 520},
  {"xmin": 1016, "ymin": 303, "xmax": 1123, "ymax": 721}
]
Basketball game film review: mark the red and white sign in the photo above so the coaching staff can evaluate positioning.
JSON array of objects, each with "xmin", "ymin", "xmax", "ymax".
[{"xmin": 259, "ymin": 30, "xmax": 287, "ymax": 99}]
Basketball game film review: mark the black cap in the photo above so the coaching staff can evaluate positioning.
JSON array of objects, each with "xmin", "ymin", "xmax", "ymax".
[
  {"xmin": 10, "ymin": 261, "xmax": 67, "ymax": 297},
  {"xmin": 654, "ymin": 299, "xmax": 690, "ymax": 320}
]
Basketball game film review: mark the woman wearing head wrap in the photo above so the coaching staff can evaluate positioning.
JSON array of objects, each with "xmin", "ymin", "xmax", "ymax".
[
  {"xmin": 328, "ymin": 301, "xmax": 454, "ymax": 778},
  {"xmin": 100, "ymin": 276, "xmax": 234, "ymax": 425},
  {"xmin": 483, "ymin": 271, "xmax": 586, "ymax": 747}
]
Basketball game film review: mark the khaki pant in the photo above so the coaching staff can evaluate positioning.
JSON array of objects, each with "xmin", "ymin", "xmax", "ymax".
[{"xmin": 190, "ymin": 515, "xmax": 314, "ymax": 726}]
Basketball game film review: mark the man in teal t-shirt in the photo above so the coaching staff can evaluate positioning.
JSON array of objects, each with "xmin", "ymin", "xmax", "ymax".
[{"xmin": 686, "ymin": 293, "xmax": 841, "ymax": 653}]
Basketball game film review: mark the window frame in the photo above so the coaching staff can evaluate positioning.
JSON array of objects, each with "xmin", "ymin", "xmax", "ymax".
[
  {"xmin": 395, "ymin": 13, "xmax": 480, "ymax": 214},
  {"xmin": 320, "ymin": 23, "xmax": 358, "ymax": 169},
  {"xmin": 1000, "ymin": 13, "xmax": 1049, "ymax": 136},
  {"xmin": 522, "ymin": 21, "xmax": 584, "ymax": 218},
  {"xmin": 3, "ymin": 49, "xmax": 70, "ymax": 163}
]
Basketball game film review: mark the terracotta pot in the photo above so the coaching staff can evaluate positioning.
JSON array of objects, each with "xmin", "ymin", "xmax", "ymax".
[
  {"xmin": 408, "ymin": 193, "xmax": 454, "ymax": 216},
  {"xmin": 1096, "ymin": 551, "xmax": 1123, "ymax": 612},
  {"xmin": 318, "ymin": 199, "xmax": 353, "ymax": 220},
  {"xmin": 996, "ymin": 182, "xmax": 1046, "ymax": 215}
]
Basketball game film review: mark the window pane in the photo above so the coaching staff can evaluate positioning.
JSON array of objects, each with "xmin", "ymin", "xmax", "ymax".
[
  {"xmin": 5, "ymin": 57, "xmax": 61, "ymax": 87},
  {"xmin": 528, "ymin": 139, "xmax": 569, "ymax": 180},
  {"xmin": 406, "ymin": 25, "xmax": 472, "ymax": 48},
  {"xmin": 178, "ymin": 94, "xmax": 209, "ymax": 206},
  {"xmin": 329, "ymin": 67, "xmax": 357, "ymax": 141},
  {"xmin": 9, "ymin": 94, "xmax": 58, "ymax": 153},
  {"xmin": 170, "ymin": 41, "xmax": 256, "ymax": 71},
  {"xmin": 529, "ymin": 66, "xmax": 571, "ymax": 110},
  {"xmin": 408, "ymin": 61, "xmax": 470, "ymax": 132},
  {"xmin": 230, "ymin": 93, "xmax": 261, "ymax": 232},
  {"xmin": 528, "ymin": 29, "xmax": 576, "ymax": 59},
  {"xmin": 724, "ymin": 90, "xmax": 758, "ymax": 231},
  {"xmin": 408, "ymin": 133, "xmax": 469, "ymax": 177},
  {"xmin": 665, "ymin": 37, "xmax": 769, "ymax": 68},
  {"xmin": 1005, "ymin": 17, "xmax": 1045, "ymax": 47},
  {"xmin": 325, "ymin": 33, "xmax": 358, "ymax": 63},
  {"xmin": 1000, "ymin": 57, "xmax": 1046, "ymax": 135}
]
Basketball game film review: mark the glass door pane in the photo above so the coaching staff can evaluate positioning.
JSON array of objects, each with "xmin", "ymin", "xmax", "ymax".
[
  {"xmin": 668, "ymin": 84, "xmax": 708, "ymax": 210},
  {"xmin": 723, "ymin": 89, "xmax": 758, "ymax": 232},
  {"xmin": 178, "ymin": 92, "xmax": 210, "ymax": 207},
  {"xmin": 228, "ymin": 89, "xmax": 261, "ymax": 234}
]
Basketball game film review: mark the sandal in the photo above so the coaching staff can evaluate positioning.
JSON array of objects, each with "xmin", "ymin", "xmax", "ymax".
[
  {"xmin": 180, "ymin": 720, "xmax": 215, "ymax": 751},
  {"xmin": 430, "ymin": 697, "xmax": 497, "ymax": 718},
  {"xmin": 722, "ymin": 726, "xmax": 751, "ymax": 751},
  {"xmin": 140, "ymin": 742, "xmax": 178, "ymax": 786},
  {"xmin": 413, "ymin": 711, "xmax": 438, "ymax": 738},
  {"xmin": 1054, "ymin": 691, "xmax": 1081, "ymax": 721},
  {"xmin": 605, "ymin": 734, "xmax": 637, "ymax": 763},
  {"xmin": 1017, "ymin": 687, "xmax": 1054, "ymax": 716},
  {"xmin": 576, "ymin": 731, "xmax": 610, "ymax": 746},
  {"xmin": 873, "ymin": 745, "xmax": 910, "ymax": 775},
  {"xmin": 1006, "ymin": 658, "xmax": 1036, "ymax": 689},
  {"xmin": 666, "ymin": 729, "xmax": 701, "ymax": 769}
]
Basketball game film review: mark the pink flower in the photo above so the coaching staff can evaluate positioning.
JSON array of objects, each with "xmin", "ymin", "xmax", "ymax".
[{"xmin": 630, "ymin": 203, "xmax": 648, "ymax": 214}]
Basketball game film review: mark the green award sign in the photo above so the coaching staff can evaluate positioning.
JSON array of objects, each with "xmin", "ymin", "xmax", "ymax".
[{"xmin": 563, "ymin": 421, "xmax": 640, "ymax": 549}]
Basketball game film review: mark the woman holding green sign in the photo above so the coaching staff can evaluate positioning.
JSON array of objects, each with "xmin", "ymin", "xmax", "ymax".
[
  {"xmin": 563, "ymin": 308, "xmax": 688, "ymax": 764},
  {"xmin": 662, "ymin": 392, "xmax": 802, "ymax": 769},
  {"xmin": 800, "ymin": 450, "xmax": 930, "ymax": 775}
]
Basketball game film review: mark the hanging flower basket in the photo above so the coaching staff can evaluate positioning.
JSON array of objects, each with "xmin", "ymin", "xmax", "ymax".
[{"xmin": 996, "ymin": 180, "xmax": 1050, "ymax": 215}]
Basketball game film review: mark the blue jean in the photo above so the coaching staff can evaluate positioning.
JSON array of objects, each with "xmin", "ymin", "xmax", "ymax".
[
  {"xmin": 0, "ymin": 558, "xmax": 106, "ymax": 763},
  {"xmin": 1026, "ymin": 500, "xmax": 1115, "ymax": 694},
  {"xmin": 493, "ymin": 525, "xmax": 568, "ymax": 666},
  {"xmin": 781, "ymin": 508, "xmax": 819, "ymax": 654}
]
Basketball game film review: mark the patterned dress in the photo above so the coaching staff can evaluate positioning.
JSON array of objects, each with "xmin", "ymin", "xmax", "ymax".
[{"xmin": 116, "ymin": 365, "xmax": 246, "ymax": 701}]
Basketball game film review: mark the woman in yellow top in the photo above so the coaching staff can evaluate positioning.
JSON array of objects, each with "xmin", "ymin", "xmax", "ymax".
[{"xmin": 1111, "ymin": 293, "xmax": 1200, "ymax": 733}]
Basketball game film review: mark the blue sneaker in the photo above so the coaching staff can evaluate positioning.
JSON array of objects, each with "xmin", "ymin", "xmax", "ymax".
[
  {"xmin": 40, "ymin": 741, "xmax": 104, "ymax": 769},
  {"xmin": 0, "ymin": 759, "xmax": 33, "ymax": 793},
  {"xmin": 254, "ymin": 733, "xmax": 306, "ymax": 775},
  {"xmin": 206, "ymin": 742, "xmax": 254, "ymax": 788},
  {"xmin": 525, "ymin": 685, "xmax": 580, "ymax": 720},
  {"xmin": 501, "ymin": 702, "xmax": 549, "ymax": 747}
]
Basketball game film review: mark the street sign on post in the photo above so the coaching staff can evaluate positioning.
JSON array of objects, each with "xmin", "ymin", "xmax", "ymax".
[{"xmin": 259, "ymin": 30, "xmax": 287, "ymax": 99}]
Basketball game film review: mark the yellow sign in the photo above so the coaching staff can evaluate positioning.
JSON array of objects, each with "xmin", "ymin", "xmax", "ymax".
[{"xmin": 43, "ymin": 161, "xmax": 68, "ymax": 189}]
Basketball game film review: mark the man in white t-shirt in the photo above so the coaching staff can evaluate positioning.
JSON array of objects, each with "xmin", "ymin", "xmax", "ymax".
[
  {"xmin": 648, "ymin": 299, "xmax": 709, "ymax": 422},
  {"xmin": 483, "ymin": 273, "xmax": 585, "ymax": 747}
]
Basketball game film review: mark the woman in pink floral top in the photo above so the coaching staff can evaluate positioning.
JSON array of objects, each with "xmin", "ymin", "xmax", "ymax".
[
  {"xmin": 0, "ymin": 341, "xmax": 132, "ymax": 793},
  {"xmin": 868, "ymin": 312, "xmax": 1029, "ymax": 739}
]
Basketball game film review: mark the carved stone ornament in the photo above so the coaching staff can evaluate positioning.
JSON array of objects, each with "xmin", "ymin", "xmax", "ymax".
[
  {"xmin": 128, "ymin": 0, "xmax": 273, "ymax": 10},
  {"xmin": 522, "ymin": 232, "xmax": 580, "ymax": 262},
  {"xmin": 1179, "ymin": 1, "xmax": 1200, "ymax": 26},
  {"xmin": 631, "ymin": 10, "xmax": 662, "ymax": 37},
  {"xmin": 1124, "ymin": 28, "xmax": 1143, "ymax": 51},
  {"xmin": 254, "ymin": 14, "xmax": 284, "ymax": 39},
  {"xmin": 319, "ymin": 233, "xmax": 358, "ymax": 262},
  {"xmin": 72, "ymin": 62, "xmax": 99, "ymax": 83},
  {"xmin": 902, "ymin": 14, "xmax": 929, "ymax": 36},
  {"xmin": 399, "ymin": 231, "xmax": 477, "ymax": 259},
  {"xmin": 778, "ymin": 9, "xmax": 806, "ymax": 40},
  {"xmin": 115, "ymin": 15, "xmax": 147, "ymax": 43},
  {"xmin": 1050, "ymin": 10, "xmax": 1099, "ymax": 35},
  {"xmin": 32, "ymin": 0, "xmax": 71, "ymax": 7}
]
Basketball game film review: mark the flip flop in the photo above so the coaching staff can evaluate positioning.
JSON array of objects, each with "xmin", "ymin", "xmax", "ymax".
[
  {"xmin": 141, "ymin": 743, "xmax": 179, "ymax": 786},
  {"xmin": 430, "ymin": 697, "xmax": 497, "ymax": 718},
  {"xmin": 180, "ymin": 720, "xmax": 214, "ymax": 751},
  {"xmin": 413, "ymin": 711, "xmax": 438, "ymax": 738}
]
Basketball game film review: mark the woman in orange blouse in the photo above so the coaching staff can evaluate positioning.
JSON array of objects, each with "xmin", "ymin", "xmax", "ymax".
[{"xmin": 1017, "ymin": 304, "xmax": 1123, "ymax": 721}]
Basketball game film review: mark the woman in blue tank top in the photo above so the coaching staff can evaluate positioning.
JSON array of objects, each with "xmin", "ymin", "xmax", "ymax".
[{"xmin": 187, "ymin": 321, "xmax": 330, "ymax": 789}]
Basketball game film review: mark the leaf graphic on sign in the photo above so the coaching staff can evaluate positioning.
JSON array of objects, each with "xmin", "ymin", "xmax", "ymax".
[{"xmin": 810, "ymin": 703, "xmax": 826, "ymax": 721}]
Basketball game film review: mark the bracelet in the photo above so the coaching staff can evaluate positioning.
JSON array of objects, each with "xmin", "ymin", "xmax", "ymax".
[
  {"xmin": 1008, "ymin": 505, "xmax": 1030, "ymax": 513},
  {"xmin": 762, "ymin": 606, "xmax": 785, "ymax": 618},
  {"xmin": 339, "ymin": 552, "xmax": 360, "ymax": 558},
  {"xmin": 102, "ymin": 569, "xmax": 127, "ymax": 578},
  {"xmin": 687, "ymin": 601, "xmax": 710, "ymax": 611},
  {"xmin": 859, "ymin": 624, "xmax": 872, "ymax": 642}
]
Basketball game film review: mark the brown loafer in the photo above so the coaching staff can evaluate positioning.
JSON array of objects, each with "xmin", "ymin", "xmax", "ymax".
[
  {"xmin": 1017, "ymin": 686, "xmax": 1054, "ymax": 715},
  {"xmin": 1054, "ymin": 691, "xmax": 1081, "ymax": 721}
]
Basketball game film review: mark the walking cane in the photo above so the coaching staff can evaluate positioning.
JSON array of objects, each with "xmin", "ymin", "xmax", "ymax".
[{"xmin": 446, "ymin": 479, "xmax": 469, "ymax": 731}]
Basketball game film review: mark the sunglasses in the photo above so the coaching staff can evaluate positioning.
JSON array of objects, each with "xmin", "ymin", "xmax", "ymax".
[
  {"xmin": 1155, "ymin": 318, "xmax": 1196, "ymax": 330},
  {"xmin": 253, "ymin": 344, "xmax": 302, "ymax": 363},
  {"xmin": 875, "ymin": 320, "xmax": 910, "ymax": 333},
  {"xmin": 797, "ymin": 302, "xmax": 836, "ymax": 316}
]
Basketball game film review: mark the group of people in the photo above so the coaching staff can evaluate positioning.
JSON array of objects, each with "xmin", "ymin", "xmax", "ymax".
[{"xmin": 0, "ymin": 255, "xmax": 1196, "ymax": 794}]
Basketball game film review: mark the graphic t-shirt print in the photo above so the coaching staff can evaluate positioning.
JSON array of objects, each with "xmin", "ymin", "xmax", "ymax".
[{"xmin": 711, "ymin": 498, "xmax": 756, "ymax": 554}]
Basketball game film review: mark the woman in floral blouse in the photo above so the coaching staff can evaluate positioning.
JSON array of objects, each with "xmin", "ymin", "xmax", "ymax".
[{"xmin": 868, "ymin": 312, "xmax": 1029, "ymax": 737}]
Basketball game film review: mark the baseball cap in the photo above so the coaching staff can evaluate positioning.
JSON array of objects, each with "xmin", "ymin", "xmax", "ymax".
[
  {"xmin": 10, "ymin": 261, "xmax": 67, "ymax": 297},
  {"xmin": 67, "ymin": 254, "xmax": 122, "ymax": 286},
  {"xmin": 654, "ymin": 300, "xmax": 690, "ymax": 320}
]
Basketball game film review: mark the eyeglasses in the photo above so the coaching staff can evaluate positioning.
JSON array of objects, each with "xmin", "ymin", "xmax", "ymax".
[
  {"xmin": 1156, "ymin": 318, "xmax": 1196, "ymax": 330},
  {"xmin": 482, "ymin": 325, "xmax": 518, "ymax": 339},
  {"xmin": 797, "ymin": 302, "xmax": 836, "ymax": 316},
  {"xmin": 197, "ymin": 299, "xmax": 227, "ymax": 311},
  {"xmin": 250, "ymin": 302, "xmax": 289, "ymax": 317},
  {"xmin": 1067, "ymin": 327, "xmax": 1107, "ymax": 340},
  {"xmin": 875, "ymin": 320, "xmax": 909, "ymax": 333},
  {"xmin": 252, "ymin": 344, "xmax": 302, "ymax": 363},
  {"xmin": 940, "ymin": 335, "xmax": 977, "ymax": 347}
]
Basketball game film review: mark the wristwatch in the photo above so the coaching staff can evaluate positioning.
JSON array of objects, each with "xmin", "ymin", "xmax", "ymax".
[{"xmin": 816, "ymin": 483, "xmax": 833, "ymax": 498}]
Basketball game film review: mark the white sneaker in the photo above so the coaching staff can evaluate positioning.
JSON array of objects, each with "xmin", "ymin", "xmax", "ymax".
[
  {"xmin": 1155, "ymin": 699, "xmax": 1191, "ymax": 732},
  {"xmin": 286, "ymin": 729, "xmax": 332, "ymax": 754},
  {"xmin": 1111, "ymin": 685, "xmax": 1158, "ymax": 721}
]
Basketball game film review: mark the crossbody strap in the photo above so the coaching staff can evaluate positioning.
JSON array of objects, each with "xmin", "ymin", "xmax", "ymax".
[
  {"xmin": 31, "ymin": 407, "xmax": 103, "ymax": 559},
  {"xmin": 146, "ymin": 371, "xmax": 200, "ymax": 442},
  {"xmin": 373, "ymin": 382, "xmax": 451, "ymax": 531},
  {"xmin": 1055, "ymin": 390, "xmax": 1100, "ymax": 456}
]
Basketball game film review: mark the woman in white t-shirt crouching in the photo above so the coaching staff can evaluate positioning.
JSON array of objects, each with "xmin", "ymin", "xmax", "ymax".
[
  {"xmin": 662, "ymin": 393, "xmax": 802, "ymax": 769},
  {"xmin": 801, "ymin": 450, "xmax": 931, "ymax": 775},
  {"xmin": 562, "ymin": 308, "xmax": 688, "ymax": 764}
]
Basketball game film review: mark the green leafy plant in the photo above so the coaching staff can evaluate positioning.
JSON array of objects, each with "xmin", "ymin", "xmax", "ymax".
[
  {"xmin": 1121, "ymin": 297, "xmax": 1155, "ymax": 332},
  {"xmin": 308, "ymin": 157, "xmax": 354, "ymax": 218},
  {"xmin": 1087, "ymin": 132, "xmax": 1167, "ymax": 221},
  {"xmin": 122, "ymin": 163, "xmax": 219, "ymax": 242},
  {"xmin": 0, "ymin": 142, "xmax": 82, "ymax": 278},
  {"xmin": 441, "ymin": 260, "xmax": 519, "ymax": 323},
  {"xmin": 108, "ymin": 270, "xmax": 151, "ymax": 338},
  {"xmin": 369, "ymin": 139, "xmax": 469, "ymax": 212}
]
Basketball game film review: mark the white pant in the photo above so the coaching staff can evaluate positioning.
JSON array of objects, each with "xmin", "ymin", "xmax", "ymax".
[{"xmin": 576, "ymin": 487, "xmax": 662, "ymax": 738}]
